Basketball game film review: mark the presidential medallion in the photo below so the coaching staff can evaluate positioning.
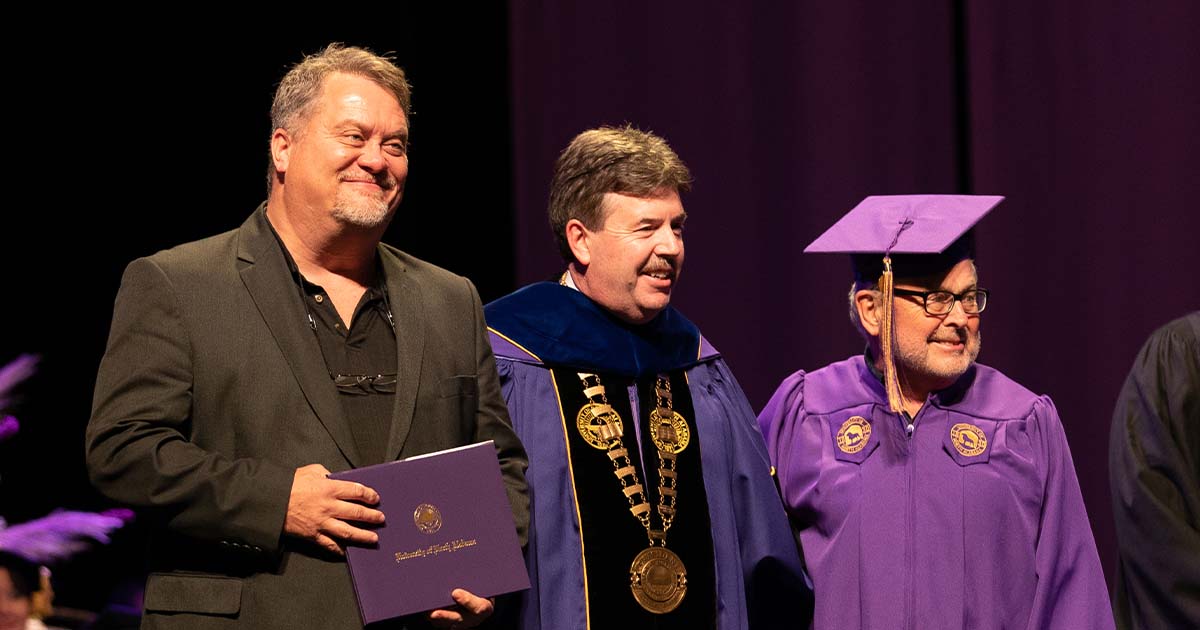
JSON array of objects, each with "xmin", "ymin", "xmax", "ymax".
[
  {"xmin": 649, "ymin": 409, "xmax": 691, "ymax": 454},
  {"xmin": 629, "ymin": 546, "xmax": 687, "ymax": 614},
  {"xmin": 576, "ymin": 402, "xmax": 624, "ymax": 449}
]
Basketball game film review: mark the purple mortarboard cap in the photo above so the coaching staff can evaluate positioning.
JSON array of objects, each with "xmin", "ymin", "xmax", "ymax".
[
  {"xmin": 805, "ymin": 194, "xmax": 1003, "ymax": 254},
  {"xmin": 806, "ymin": 194, "xmax": 1004, "ymax": 281}
]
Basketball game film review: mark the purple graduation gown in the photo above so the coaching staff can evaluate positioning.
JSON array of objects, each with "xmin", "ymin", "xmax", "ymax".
[
  {"xmin": 758, "ymin": 355, "xmax": 1113, "ymax": 630},
  {"xmin": 486, "ymin": 283, "xmax": 809, "ymax": 630}
]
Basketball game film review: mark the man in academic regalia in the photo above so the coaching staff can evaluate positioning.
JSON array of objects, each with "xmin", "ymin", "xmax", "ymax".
[
  {"xmin": 485, "ymin": 126, "xmax": 811, "ymax": 629},
  {"xmin": 758, "ymin": 195, "xmax": 1114, "ymax": 630},
  {"xmin": 1110, "ymin": 311, "xmax": 1200, "ymax": 629}
]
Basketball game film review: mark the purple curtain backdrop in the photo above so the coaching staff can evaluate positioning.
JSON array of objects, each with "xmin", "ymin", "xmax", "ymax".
[{"xmin": 509, "ymin": 1, "xmax": 1200, "ymax": 581}]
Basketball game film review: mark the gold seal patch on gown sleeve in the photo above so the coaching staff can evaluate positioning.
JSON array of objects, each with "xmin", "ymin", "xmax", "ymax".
[
  {"xmin": 950, "ymin": 422, "xmax": 988, "ymax": 457},
  {"xmin": 836, "ymin": 416, "xmax": 872, "ymax": 454}
]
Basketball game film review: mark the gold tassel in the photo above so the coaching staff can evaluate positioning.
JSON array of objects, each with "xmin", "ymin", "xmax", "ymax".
[{"xmin": 879, "ymin": 257, "xmax": 904, "ymax": 413}]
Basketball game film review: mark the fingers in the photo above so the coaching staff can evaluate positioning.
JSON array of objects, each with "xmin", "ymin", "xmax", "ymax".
[
  {"xmin": 284, "ymin": 464, "xmax": 386, "ymax": 549},
  {"xmin": 428, "ymin": 590, "xmax": 494, "ymax": 628},
  {"xmin": 319, "ymin": 515, "xmax": 381, "ymax": 546},
  {"xmin": 313, "ymin": 532, "xmax": 345, "ymax": 556},
  {"xmin": 428, "ymin": 609, "xmax": 463, "ymax": 627},
  {"xmin": 331, "ymin": 499, "xmax": 386, "ymax": 526},
  {"xmin": 332, "ymin": 479, "xmax": 381, "ymax": 505},
  {"xmin": 451, "ymin": 589, "xmax": 494, "ymax": 617}
]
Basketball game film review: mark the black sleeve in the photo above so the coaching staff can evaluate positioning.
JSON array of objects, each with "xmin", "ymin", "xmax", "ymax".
[{"xmin": 1109, "ymin": 311, "xmax": 1200, "ymax": 629}]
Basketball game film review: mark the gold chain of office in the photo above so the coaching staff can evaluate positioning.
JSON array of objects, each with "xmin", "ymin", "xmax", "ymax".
[{"xmin": 574, "ymin": 372, "xmax": 691, "ymax": 614}]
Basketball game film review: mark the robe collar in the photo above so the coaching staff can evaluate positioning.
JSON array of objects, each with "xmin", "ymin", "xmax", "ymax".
[{"xmin": 485, "ymin": 282, "xmax": 702, "ymax": 378}]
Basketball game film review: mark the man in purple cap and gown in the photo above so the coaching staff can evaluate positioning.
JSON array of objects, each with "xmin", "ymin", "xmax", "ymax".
[
  {"xmin": 759, "ymin": 195, "xmax": 1113, "ymax": 629},
  {"xmin": 486, "ymin": 126, "xmax": 811, "ymax": 629}
]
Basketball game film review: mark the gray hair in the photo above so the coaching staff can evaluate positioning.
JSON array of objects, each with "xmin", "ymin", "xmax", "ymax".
[{"xmin": 266, "ymin": 43, "xmax": 412, "ymax": 192}]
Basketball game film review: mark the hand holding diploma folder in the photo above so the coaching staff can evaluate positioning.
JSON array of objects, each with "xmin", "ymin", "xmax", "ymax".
[{"xmin": 330, "ymin": 441, "xmax": 529, "ymax": 625}]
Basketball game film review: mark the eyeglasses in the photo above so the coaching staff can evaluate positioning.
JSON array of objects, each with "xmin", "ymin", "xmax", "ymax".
[
  {"xmin": 330, "ymin": 373, "xmax": 397, "ymax": 395},
  {"xmin": 892, "ymin": 288, "xmax": 989, "ymax": 315},
  {"xmin": 293, "ymin": 271, "xmax": 398, "ymax": 396}
]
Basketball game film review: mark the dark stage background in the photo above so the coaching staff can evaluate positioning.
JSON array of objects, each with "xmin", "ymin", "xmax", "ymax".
[{"xmin": 2, "ymin": 2, "xmax": 1197, "ymax": 615}]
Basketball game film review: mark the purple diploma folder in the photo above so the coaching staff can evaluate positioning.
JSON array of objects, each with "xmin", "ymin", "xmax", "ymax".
[{"xmin": 330, "ymin": 440, "xmax": 529, "ymax": 624}]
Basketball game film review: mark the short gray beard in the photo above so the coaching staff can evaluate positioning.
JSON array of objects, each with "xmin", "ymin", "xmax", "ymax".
[
  {"xmin": 896, "ymin": 329, "xmax": 983, "ymax": 389},
  {"xmin": 332, "ymin": 190, "xmax": 392, "ymax": 229}
]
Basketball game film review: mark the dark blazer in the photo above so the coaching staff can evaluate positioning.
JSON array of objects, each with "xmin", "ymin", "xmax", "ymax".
[{"xmin": 86, "ymin": 208, "xmax": 529, "ymax": 629}]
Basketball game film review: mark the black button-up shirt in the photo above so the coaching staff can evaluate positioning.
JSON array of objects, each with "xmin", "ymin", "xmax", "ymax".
[{"xmin": 268, "ymin": 221, "xmax": 398, "ymax": 465}]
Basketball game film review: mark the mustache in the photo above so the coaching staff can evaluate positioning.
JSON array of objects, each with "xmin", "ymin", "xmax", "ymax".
[
  {"xmin": 641, "ymin": 258, "xmax": 676, "ymax": 275},
  {"xmin": 928, "ymin": 329, "xmax": 968, "ymax": 344},
  {"xmin": 340, "ymin": 171, "xmax": 397, "ymax": 190}
]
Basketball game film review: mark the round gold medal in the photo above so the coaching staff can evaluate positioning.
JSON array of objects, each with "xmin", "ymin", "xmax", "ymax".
[
  {"xmin": 629, "ymin": 546, "xmax": 687, "ymax": 614},
  {"xmin": 576, "ymin": 402, "xmax": 624, "ymax": 449},
  {"xmin": 649, "ymin": 409, "xmax": 691, "ymax": 454}
]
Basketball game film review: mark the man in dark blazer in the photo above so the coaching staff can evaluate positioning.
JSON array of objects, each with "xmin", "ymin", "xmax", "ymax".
[{"xmin": 85, "ymin": 44, "xmax": 528, "ymax": 629}]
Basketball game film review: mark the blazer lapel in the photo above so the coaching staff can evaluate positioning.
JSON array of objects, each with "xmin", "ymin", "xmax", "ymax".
[
  {"xmin": 381, "ymin": 248, "xmax": 424, "ymax": 460},
  {"xmin": 236, "ymin": 209, "xmax": 362, "ymax": 467}
]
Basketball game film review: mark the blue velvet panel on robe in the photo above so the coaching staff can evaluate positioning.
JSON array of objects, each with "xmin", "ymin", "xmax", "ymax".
[{"xmin": 484, "ymin": 282, "xmax": 702, "ymax": 376}]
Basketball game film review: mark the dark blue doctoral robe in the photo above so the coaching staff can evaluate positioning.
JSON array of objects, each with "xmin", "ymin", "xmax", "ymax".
[{"xmin": 486, "ymin": 282, "xmax": 810, "ymax": 630}]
